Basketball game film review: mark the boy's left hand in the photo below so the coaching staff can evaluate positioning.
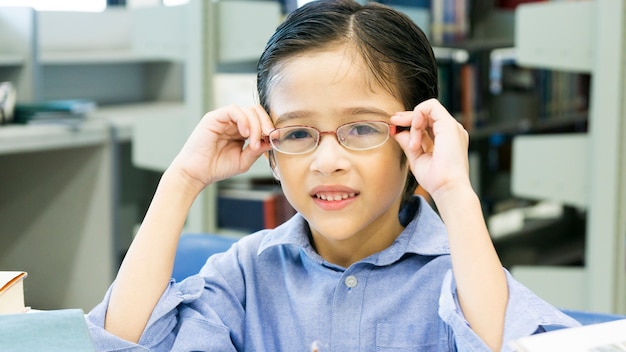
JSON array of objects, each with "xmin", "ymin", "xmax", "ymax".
[{"xmin": 390, "ymin": 98, "xmax": 471, "ymax": 199}]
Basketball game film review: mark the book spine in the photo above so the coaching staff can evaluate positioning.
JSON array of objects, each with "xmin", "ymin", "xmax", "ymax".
[
  {"xmin": 431, "ymin": 0, "xmax": 444, "ymax": 44},
  {"xmin": 218, "ymin": 189, "xmax": 295, "ymax": 233},
  {"xmin": 263, "ymin": 195, "xmax": 278, "ymax": 229},
  {"xmin": 460, "ymin": 63, "xmax": 475, "ymax": 131}
]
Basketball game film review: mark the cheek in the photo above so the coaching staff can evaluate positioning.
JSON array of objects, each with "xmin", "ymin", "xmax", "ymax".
[
  {"xmin": 375, "ymin": 147, "xmax": 409, "ymax": 190},
  {"xmin": 273, "ymin": 153, "xmax": 297, "ymax": 175},
  {"xmin": 272, "ymin": 155, "xmax": 305, "ymax": 192},
  {"xmin": 376, "ymin": 156, "xmax": 406, "ymax": 185}
]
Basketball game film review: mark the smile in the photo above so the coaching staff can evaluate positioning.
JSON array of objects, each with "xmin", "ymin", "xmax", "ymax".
[{"xmin": 314, "ymin": 192, "xmax": 357, "ymax": 201}]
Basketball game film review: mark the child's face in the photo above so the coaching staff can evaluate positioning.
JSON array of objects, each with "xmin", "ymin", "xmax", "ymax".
[{"xmin": 268, "ymin": 46, "xmax": 408, "ymax": 262}]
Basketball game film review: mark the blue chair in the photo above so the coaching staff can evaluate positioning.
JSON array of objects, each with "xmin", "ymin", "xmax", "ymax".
[
  {"xmin": 560, "ymin": 308, "xmax": 626, "ymax": 326},
  {"xmin": 172, "ymin": 233, "xmax": 238, "ymax": 281}
]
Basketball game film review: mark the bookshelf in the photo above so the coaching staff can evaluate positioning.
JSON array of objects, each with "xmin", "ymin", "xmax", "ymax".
[
  {"xmin": 388, "ymin": 0, "xmax": 624, "ymax": 315},
  {"xmin": 0, "ymin": 0, "xmax": 281, "ymax": 310},
  {"xmin": 509, "ymin": 0, "xmax": 626, "ymax": 314}
]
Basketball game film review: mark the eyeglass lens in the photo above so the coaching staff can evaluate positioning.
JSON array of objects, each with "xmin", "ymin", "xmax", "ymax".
[{"xmin": 268, "ymin": 121, "xmax": 392, "ymax": 154}]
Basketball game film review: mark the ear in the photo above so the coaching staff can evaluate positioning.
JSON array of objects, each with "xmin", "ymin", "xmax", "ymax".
[{"xmin": 265, "ymin": 151, "xmax": 280, "ymax": 181}]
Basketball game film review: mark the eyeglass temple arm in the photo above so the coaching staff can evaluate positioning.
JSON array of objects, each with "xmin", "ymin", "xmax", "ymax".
[{"xmin": 390, "ymin": 125, "xmax": 411, "ymax": 135}]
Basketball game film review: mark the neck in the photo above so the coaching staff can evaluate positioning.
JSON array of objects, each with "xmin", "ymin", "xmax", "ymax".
[{"xmin": 311, "ymin": 220, "xmax": 405, "ymax": 268}]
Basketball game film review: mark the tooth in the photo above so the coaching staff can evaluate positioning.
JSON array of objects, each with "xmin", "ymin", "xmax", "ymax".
[{"xmin": 315, "ymin": 193, "xmax": 357, "ymax": 201}]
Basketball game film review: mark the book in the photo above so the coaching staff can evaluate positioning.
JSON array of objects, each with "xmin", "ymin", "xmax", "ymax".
[
  {"xmin": 13, "ymin": 99, "xmax": 96, "ymax": 124},
  {"xmin": 0, "ymin": 271, "xmax": 28, "ymax": 314},
  {"xmin": 509, "ymin": 318, "xmax": 626, "ymax": 352},
  {"xmin": 217, "ymin": 187, "xmax": 296, "ymax": 234},
  {"xmin": 0, "ymin": 309, "xmax": 96, "ymax": 351},
  {"xmin": 430, "ymin": 0, "xmax": 469, "ymax": 45},
  {"xmin": 459, "ymin": 63, "xmax": 476, "ymax": 131}
]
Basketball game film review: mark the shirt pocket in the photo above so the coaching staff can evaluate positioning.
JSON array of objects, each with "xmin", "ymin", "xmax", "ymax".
[{"xmin": 376, "ymin": 322, "xmax": 447, "ymax": 352}]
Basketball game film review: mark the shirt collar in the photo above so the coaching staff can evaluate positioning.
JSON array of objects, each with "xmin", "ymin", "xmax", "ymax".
[{"xmin": 257, "ymin": 196, "xmax": 450, "ymax": 267}]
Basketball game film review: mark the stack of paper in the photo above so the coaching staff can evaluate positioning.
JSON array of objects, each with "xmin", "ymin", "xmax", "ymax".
[{"xmin": 510, "ymin": 319, "xmax": 626, "ymax": 351}]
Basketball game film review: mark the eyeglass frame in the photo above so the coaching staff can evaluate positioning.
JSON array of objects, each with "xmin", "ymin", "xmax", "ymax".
[{"xmin": 262, "ymin": 120, "xmax": 410, "ymax": 155}]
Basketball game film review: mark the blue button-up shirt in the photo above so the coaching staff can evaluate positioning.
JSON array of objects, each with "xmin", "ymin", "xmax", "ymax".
[{"xmin": 86, "ymin": 197, "xmax": 579, "ymax": 351}]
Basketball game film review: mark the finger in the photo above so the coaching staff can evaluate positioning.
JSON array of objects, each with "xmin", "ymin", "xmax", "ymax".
[
  {"xmin": 389, "ymin": 110, "xmax": 413, "ymax": 127},
  {"xmin": 390, "ymin": 110, "xmax": 428, "ymax": 131},
  {"xmin": 420, "ymin": 129, "xmax": 434, "ymax": 154},
  {"xmin": 240, "ymin": 140, "xmax": 270, "ymax": 169},
  {"xmin": 393, "ymin": 123, "xmax": 426, "ymax": 162},
  {"xmin": 389, "ymin": 111, "xmax": 419, "ymax": 152},
  {"xmin": 243, "ymin": 106, "xmax": 263, "ymax": 149},
  {"xmin": 233, "ymin": 105, "xmax": 253, "ymax": 139},
  {"xmin": 415, "ymin": 98, "xmax": 462, "ymax": 130},
  {"xmin": 253, "ymin": 104, "xmax": 275, "ymax": 134},
  {"xmin": 251, "ymin": 105, "xmax": 275, "ymax": 149},
  {"xmin": 211, "ymin": 105, "xmax": 251, "ymax": 140}
]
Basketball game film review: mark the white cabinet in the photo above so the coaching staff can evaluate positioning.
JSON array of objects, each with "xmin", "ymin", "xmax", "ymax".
[{"xmin": 511, "ymin": 0, "xmax": 626, "ymax": 314}]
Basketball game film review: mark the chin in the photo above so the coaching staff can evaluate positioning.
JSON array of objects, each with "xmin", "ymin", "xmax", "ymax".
[{"xmin": 308, "ymin": 218, "xmax": 365, "ymax": 241}]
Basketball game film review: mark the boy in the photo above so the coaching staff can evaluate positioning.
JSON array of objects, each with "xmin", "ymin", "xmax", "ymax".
[{"xmin": 87, "ymin": 1, "xmax": 579, "ymax": 350}]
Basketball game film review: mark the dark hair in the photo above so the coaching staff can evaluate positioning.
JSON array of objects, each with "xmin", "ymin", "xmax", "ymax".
[{"xmin": 257, "ymin": 0, "xmax": 438, "ymax": 206}]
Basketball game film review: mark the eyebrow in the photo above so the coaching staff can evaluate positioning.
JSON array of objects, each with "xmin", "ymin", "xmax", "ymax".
[{"xmin": 274, "ymin": 106, "xmax": 393, "ymax": 125}]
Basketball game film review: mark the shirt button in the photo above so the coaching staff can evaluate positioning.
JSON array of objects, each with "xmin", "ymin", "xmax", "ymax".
[{"xmin": 344, "ymin": 275, "xmax": 358, "ymax": 288}]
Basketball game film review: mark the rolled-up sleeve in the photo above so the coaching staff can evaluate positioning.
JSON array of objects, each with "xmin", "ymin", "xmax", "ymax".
[
  {"xmin": 437, "ymin": 269, "xmax": 581, "ymax": 351},
  {"xmin": 86, "ymin": 275, "xmax": 222, "ymax": 351}
]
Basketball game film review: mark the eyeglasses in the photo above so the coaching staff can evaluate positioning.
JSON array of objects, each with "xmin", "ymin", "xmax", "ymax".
[{"xmin": 263, "ymin": 120, "xmax": 409, "ymax": 155}]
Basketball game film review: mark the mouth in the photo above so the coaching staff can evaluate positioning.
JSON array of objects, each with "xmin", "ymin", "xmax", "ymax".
[{"xmin": 312, "ymin": 191, "xmax": 358, "ymax": 201}]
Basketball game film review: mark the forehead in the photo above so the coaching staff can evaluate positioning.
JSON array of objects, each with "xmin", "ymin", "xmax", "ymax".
[{"xmin": 266, "ymin": 47, "xmax": 402, "ymax": 123}]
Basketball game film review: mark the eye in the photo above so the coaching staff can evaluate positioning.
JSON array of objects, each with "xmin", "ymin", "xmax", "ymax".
[
  {"xmin": 345, "ymin": 122, "xmax": 386, "ymax": 136},
  {"xmin": 282, "ymin": 128, "xmax": 315, "ymax": 141}
]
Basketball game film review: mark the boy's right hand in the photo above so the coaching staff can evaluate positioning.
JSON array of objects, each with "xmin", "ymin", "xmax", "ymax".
[{"xmin": 167, "ymin": 104, "xmax": 274, "ymax": 192}]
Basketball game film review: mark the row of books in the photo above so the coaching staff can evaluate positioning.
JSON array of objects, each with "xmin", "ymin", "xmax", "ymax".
[
  {"xmin": 217, "ymin": 183, "xmax": 296, "ymax": 234},
  {"xmin": 430, "ymin": 0, "xmax": 548, "ymax": 45},
  {"xmin": 438, "ymin": 59, "xmax": 590, "ymax": 132},
  {"xmin": 431, "ymin": 0, "xmax": 469, "ymax": 45},
  {"xmin": 438, "ymin": 58, "xmax": 483, "ymax": 131},
  {"xmin": 377, "ymin": 0, "xmax": 469, "ymax": 45},
  {"xmin": 534, "ymin": 69, "xmax": 590, "ymax": 120}
]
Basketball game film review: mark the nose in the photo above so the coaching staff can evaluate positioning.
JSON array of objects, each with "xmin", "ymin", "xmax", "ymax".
[{"xmin": 309, "ymin": 133, "xmax": 350, "ymax": 176}]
